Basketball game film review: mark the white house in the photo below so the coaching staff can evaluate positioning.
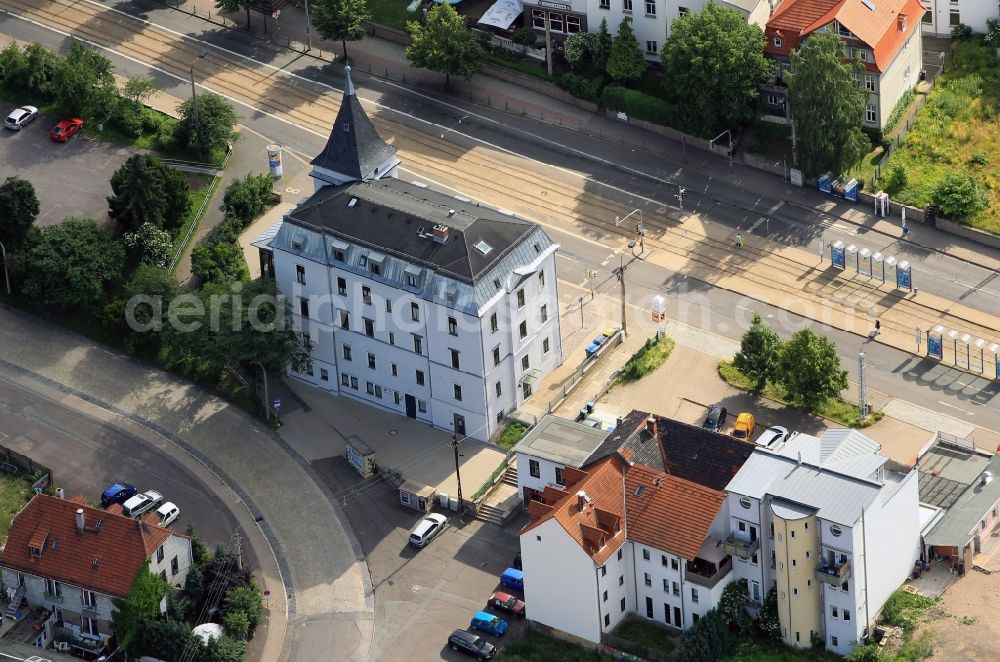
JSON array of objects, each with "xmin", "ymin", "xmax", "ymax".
[
  {"xmin": 918, "ymin": 0, "xmax": 998, "ymax": 36},
  {"xmin": 255, "ymin": 68, "xmax": 563, "ymax": 442},
  {"xmin": 518, "ymin": 412, "xmax": 756, "ymax": 643},
  {"xmin": 724, "ymin": 429, "xmax": 921, "ymax": 656},
  {"xmin": 512, "ymin": 414, "xmax": 609, "ymax": 503},
  {"xmin": 0, "ymin": 494, "xmax": 193, "ymax": 653}
]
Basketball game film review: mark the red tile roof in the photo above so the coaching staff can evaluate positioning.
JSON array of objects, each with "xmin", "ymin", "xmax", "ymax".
[
  {"xmin": 624, "ymin": 465, "xmax": 726, "ymax": 561},
  {"xmin": 0, "ymin": 494, "xmax": 177, "ymax": 598}
]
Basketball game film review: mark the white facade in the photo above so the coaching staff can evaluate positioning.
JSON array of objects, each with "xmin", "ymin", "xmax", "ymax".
[
  {"xmin": 516, "ymin": 452, "xmax": 567, "ymax": 497},
  {"xmin": 0, "ymin": 568, "xmax": 115, "ymax": 638},
  {"xmin": 919, "ymin": 0, "xmax": 998, "ymax": 35},
  {"xmin": 274, "ymin": 234, "xmax": 562, "ymax": 442},
  {"xmin": 870, "ymin": 25, "xmax": 923, "ymax": 127},
  {"xmin": 149, "ymin": 534, "xmax": 195, "ymax": 590}
]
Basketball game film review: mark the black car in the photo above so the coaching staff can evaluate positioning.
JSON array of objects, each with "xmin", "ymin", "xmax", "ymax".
[
  {"xmin": 703, "ymin": 405, "xmax": 728, "ymax": 432},
  {"xmin": 448, "ymin": 630, "xmax": 496, "ymax": 660}
]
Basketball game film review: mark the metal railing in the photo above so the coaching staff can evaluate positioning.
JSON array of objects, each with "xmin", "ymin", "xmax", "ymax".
[
  {"xmin": 471, "ymin": 450, "xmax": 516, "ymax": 503},
  {"xmin": 166, "ymin": 145, "xmax": 234, "ymax": 273}
]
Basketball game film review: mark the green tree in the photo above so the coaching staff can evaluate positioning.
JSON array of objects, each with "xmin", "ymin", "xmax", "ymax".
[
  {"xmin": 754, "ymin": 588, "xmax": 781, "ymax": 639},
  {"xmin": 184, "ymin": 565, "xmax": 205, "ymax": 605},
  {"xmin": 216, "ymin": 0, "xmax": 254, "ymax": 31},
  {"xmin": 606, "ymin": 17, "xmax": 644, "ymax": 83},
  {"xmin": 207, "ymin": 635, "xmax": 247, "ymax": 662},
  {"xmin": 108, "ymin": 154, "xmax": 191, "ymax": 232},
  {"xmin": 187, "ymin": 523, "xmax": 209, "ymax": 566},
  {"xmin": 787, "ymin": 32, "xmax": 869, "ymax": 177},
  {"xmin": 0, "ymin": 176, "xmax": 40, "ymax": 250},
  {"xmin": 659, "ymin": 3, "xmax": 770, "ymax": 135},
  {"xmin": 222, "ymin": 173, "xmax": 276, "ymax": 226},
  {"xmin": 23, "ymin": 219, "xmax": 125, "ymax": 310},
  {"xmin": 311, "ymin": 0, "xmax": 370, "ymax": 59},
  {"xmin": 121, "ymin": 75, "xmax": 157, "ymax": 105},
  {"xmin": 224, "ymin": 583, "xmax": 263, "ymax": 636},
  {"xmin": 51, "ymin": 39, "xmax": 117, "ymax": 119},
  {"xmin": 111, "ymin": 561, "xmax": 170, "ymax": 654},
  {"xmin": 674, "ymin": 609, "xmax": 734, "ymax": 662},
  {"xmin": 224, "ymin": 608, "xmax": 250, "ymax": 640},
  {"xmin": 134, "ymin": 618, "xmax": 203, "ymax": 660},
  {"xmin": 176, "ymin": 92, "xmax": 239, "ymax": 160},
  {"xmin": 1, "ymin": 42, "xmax": 59, "ymax": 96},
  {"xmin": 192, "ymin": 241, "xmax": 250, "ymax": 283},
  {"xmin": 717, "ymin": 580, "xmax": 751, "ymax": 633},
  {"xmin": 594, "ymin": 18, "xmax": 613, "ymax": 71},
  {"xmin": 563, "ymin": 32, "xmax": 599, "ymax": 72},
  {"xmin": 123, "ymin": 222, "xmax": 173, "ymax": 267},
  {"xmin": 405, "ymin": 4, "xmax": 483, "ymax": 88},
  {"xmin": 777, "ymin": 328, "xmax": 848, "ymax": 409},
  {"xmin": 931, "ymin": 173, "xmax": 989, "ymax": 221},
  {"xmin": 733, "ymin": 313, "xmax": 782, "ymax": 389}
]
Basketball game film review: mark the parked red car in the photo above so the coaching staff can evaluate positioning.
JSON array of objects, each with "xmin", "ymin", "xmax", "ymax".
[
  {"xmin": 50, "ymin": 117, "xmax": 84, "ymax": 142},
  {"xmin": 489, "ymin": 591, "xmax": 525, "ymax": 617}
]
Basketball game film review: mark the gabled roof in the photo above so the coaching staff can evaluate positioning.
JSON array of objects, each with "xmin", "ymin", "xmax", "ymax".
[
  {"xmin": 521, "ymin": 456, "xmax": 626, "ymax": 565},
  {"xmin": 310, "ymin": 66, "xmax": 398, "ymax": 181},
  {"xmin": 625, "ymin": 464, "xmax": 726, "ymax": 561},
  {"xmin": 0, "ymin": 494, "xmax": 180, "ymax": 598}
]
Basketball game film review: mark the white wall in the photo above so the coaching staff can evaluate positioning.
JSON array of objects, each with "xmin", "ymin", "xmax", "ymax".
[
  {"xmin": 515, "ymin": 453, "xmax": 567, "ymax": 499},
  {"xmin": 149, "ymin": 534, "xmax": 194, "ymax": 590},
  {"xmin": 1, "ymin": 568, "xmax": 116, "ymax": 635},
  {"xmin": 875, "ymin": 27, "xmax": 922, "ymax": 127},
  {"xmin": 521, "ymin": 518, "xmax": 603, "ymax": 642},
  {"xmin": 921, "ymin": 0, "xmax": 997, "ymax": 35},
  {"xmin": 628, "ymin": 542, "xmax": 687, "ymax": 629}
]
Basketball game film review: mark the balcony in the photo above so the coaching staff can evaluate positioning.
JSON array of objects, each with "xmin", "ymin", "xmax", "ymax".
[
  {"xmin": 815, "ymin": 560, "xmax": 852, "ymax": 586},
  {"xmin": 685, "ymin": 555, "xmax": 733, "ymax": 589},
  {"xmin": 722, "ymin": 534, "xmax": 760, "ymax": 560},
  {"xmin": 43, "ymin": 592, "xmax": 63, "ymax": 603}
]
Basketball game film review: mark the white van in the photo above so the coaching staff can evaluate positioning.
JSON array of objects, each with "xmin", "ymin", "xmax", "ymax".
[{"xmin": 122, "ymin": 490, "xmax": 163, "ymax": 518}]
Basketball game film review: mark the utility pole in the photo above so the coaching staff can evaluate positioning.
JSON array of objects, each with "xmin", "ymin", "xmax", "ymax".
[
  {"xmin": 303, "ymin": 0, "xmax": 312, "ymax": 50},
  {"xmin": 0, "ymin": 241, "xmax": 10, "ymax": 295},
  {"xmin": 858, "ymin": 351, "xmax": 868, "ymax": 421},
  {"xmin": 452, "ymin": 435, "xmax": 464, "ymax": 518},
  {"xmin": 189, "ymin": 50, "xmax": 208, "ymax": 156},
  {"xmin": 616, "ymin": 255, "xmax": 627, "ymax": 336},
  {"xmin": 234, "ymin": 531, "xmax": 244, "ymax": 571},
  {"xmin": 544, "ymin": 14, "xmax": 553, "ymax": 77}
]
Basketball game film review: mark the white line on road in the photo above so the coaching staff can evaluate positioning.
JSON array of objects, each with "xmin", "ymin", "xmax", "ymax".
[
  {"xmin": 767, "ymin": 201, "xmax": 785, "ymax": 215},
  {"xmin": 938, "ymin": 400, "xmax": 973, "ymax": 415}
]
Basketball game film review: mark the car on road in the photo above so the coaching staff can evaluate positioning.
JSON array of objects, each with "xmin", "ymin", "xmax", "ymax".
[
  {"xmin": 154, "ymin": 502, "xmax": 180, "ymax": 527},
  {"xmin": 489, "ymin": 591, "xmax": 525, "ymax": 617},
  {"xmin": 5, "ymin": 106, "xmax": 38, "ymax": 130},
  {"xmin": 755, "ymin": 426, "xmax": 790, "ymax": 448},
  {"xmin": 49, "ymin": 118, "xmax": 84, "ymax": 142},
  {"xmin": 122, "ymin": 489, "xmax": 163, "ymax": 518},
  {"xmin": 470, "ymin": 611, "xmax": 508, "ymax": 637},
  {"xmin": 408, "ymin": 512, "xmax": 447, "ymax": 548},
  {"xmin": 703, "ymin": 405, "xmax": 728, "ymax": 432},
  {"xmin": 100, "ymin": 482, "xmax": 137, "ymax": 508},
  {"xmin": 447, "ymin": 629, "xmax": 496, "ymax": 660},
  {"xmin": 499, "ymin": 567, "xmax": 524, "ymax": 591}
]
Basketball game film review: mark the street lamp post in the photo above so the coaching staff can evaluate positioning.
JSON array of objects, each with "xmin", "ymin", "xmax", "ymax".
[
  {"xmin": 615, "ymin": 209, "xmax": 645, "ymax": 255},
  {"xmin": 0, "ymin": 241, "xmax": 10, "ymax": 295},
  {"xmin": 709, "ymin": 130, "xmax": 734, "ymax": 168},
  {"xmin": 303, "ymin": 0, "xmax": 312, "ymax": 50},
  {"xmin": 452, "ymin": 435, "xmax": 464, "ymax": 518},
  {"xmin": 190, "ymin": 50, "xmax": 208, "ymax": 155},
  {"xmin": 615, "ymin": 255, "xmax": 627, "ymax": 337}
]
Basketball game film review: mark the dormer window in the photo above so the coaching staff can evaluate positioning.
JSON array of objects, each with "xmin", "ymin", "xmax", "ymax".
[
  {"xmin": 292, "ymin": 240, "xmax": 303, "ymax": 251},
  {"xmin": 30, "ymin": 546, "xmax": 41, "ymax": 558},
  {"xmin": 334, "ymin": 250, "xmax": 345, "ymax": 262}
]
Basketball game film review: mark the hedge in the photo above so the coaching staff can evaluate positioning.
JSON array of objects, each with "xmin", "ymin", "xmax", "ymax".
[
  {"xmin": 556, "ymin": 73, "xmax": 605, "ymax": 103},
  {"xmin": 601, "ymin": 85, "xmax": 679, "ymax": 127}
]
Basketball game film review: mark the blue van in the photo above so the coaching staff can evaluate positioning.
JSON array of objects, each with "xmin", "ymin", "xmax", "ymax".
[
  {"xmin": 499, "ymin": 567, "xmax": 523, "ymax": 591},
  {"xmin": 470, "ymin": 611, "xmax": 508, "ymax": 637}
]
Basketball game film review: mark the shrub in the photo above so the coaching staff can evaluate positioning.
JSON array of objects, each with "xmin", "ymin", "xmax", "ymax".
[
  {"xmin": 950, "ymin": 23, "xmax": 973, "ymax": 40},
  {"xmin": 879, "ymin": 590, "xmax": 933, "ymax": 632},
  {"xmin": 884, "ymin": 87, "xmax": 915, "ymax": 133},
  {"xmin": 222, "ymin": 173, "xmax": 276, "ymax": 227},
  {"xmin": 969, "ymin": 152, "xmax": 989, "ymax": 166},
  {"xmin": 885, "ymin": 164, "xmax": 909, "ymax": 195},
  {"xmin": 986, "ymin": 18, "xmax": 1000, "ymax": 48},
  {"xmin": 511, "ymin": 27, "xmax": 537, "ymax": 46},
  {"xmin": 619, "ymin": 335, "xmax": 674, "ymax": 381},
  {"xmin": 564, "ymin": 31, "xmax": 599, "ymax": 71},
  {"xmin": 556, "ymin": 73, "xmax": 604, "ymax": 102},
  {"xmin": 601, "ymin": 86, "xmax": 679, "ymax": 126},
  {"xmin": 191, "ymin": 241, "xmax": 249, "ymax": 283},
  {"xmin": 224, "ymin": 583, "xmax": 263, "ymax": 637},
  {"xmin": 931, "ymin": 173, "xmax": 989, "ymax": 220}
]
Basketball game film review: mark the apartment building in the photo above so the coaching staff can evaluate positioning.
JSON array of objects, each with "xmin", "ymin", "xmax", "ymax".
[
  {"xmin": 255, "ymin": 68, "xmax": 563, "ymax": 442},
  {"xmin": 762, "ymin": 0, "xmax": 924, "ymax": 129},
  {"xmin": 724, "ymin": 429, "xmax": 921, "ymax": 655},
  {"xmin": 518, "ymin": 412, "xmax": 755, "ymax": 643},
  {"xmin": 918, "ymin": 0, "xmax": 998, "ymax": 36}
]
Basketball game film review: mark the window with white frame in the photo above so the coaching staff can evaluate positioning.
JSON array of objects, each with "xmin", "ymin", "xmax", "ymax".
[
  {"xmin": 549, "ymin": 12, "xmax": 563, "ymax": 32},
  {"xmin": 949, "ymin": 10, "xmax": 960, "ymax": 26},
  {"xmin": 532, "ymin": 9, "xmax": 545, "ymax": 28},
  {"xmin": 922, "ymin": 9, "xmax": 932, "ymax": 24},
  {"xmin": 678, "ymin": 6, "xmax": 689, "ymax": 16},
  {"xmin": 600, "ymin": 0, "xmax": 610, "ymax": 8},
  {"xmin": 865, "ymin": 104, "xmax": 877, "ymax": 123},
  {"xmin": 567, "ymin": 15, "xmax": 581, "ymax": 33},
  {"xmin": 864, "ymin": 74, "xmax": 875, "ymax": 91},
  {"xmin": 645, "ymin": 0, "xmax": 655, "ymax": 15},
  {"xmin": 646, "ymin": 40, "xmax": 658, "ymax": 54},
  {"xmin": 623, "ymin": 0, "xmax": 632, "ymax": 12}
]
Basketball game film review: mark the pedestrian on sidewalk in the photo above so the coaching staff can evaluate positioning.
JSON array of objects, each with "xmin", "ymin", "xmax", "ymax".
[{"xmin": 734, "ymin": 234, "xmax": 743, "ymax": 248}]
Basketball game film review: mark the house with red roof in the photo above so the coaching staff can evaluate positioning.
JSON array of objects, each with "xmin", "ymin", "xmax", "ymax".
[
  {"xmin": 517, "ymin": 413, "xmax": 755, "ymax": 643},
  {"xmin": 0, "ymin": 494, "xmax": 192, "ymax": 654},
  {"xmin": 761, "ymin": 0, "xmax": 924, "ymax": 129}
]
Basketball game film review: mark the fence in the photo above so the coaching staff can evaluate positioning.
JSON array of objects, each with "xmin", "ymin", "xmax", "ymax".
[
  {"xmin": 545, "ymin": 330, "xmax": 625, "ymax": 414},
  {"xmin": 470, "ymin": 449, "xmax": 515, "ymax": 503},
  {"xmin": 873, "ymin": 82, "xmax": 933, "ymax": 186},
  {"xmin": 166, "ymin": 145, "xmax": 233, "ymax": 273},
  {"xmin": 0, "ymin": 444, "xmax": 52, "ymax": 491}
]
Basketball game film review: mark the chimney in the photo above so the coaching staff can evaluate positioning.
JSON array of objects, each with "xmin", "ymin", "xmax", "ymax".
[
  {"xmin": 75, "ymin": 508, "xmax": 85, "ymax": 533},
  {"xmin": 981, "ymin": 471, "xmax": 993, "ymax": 486},
  {"xmin": 645, "ymin": 415, "xmax": 657, "ymax": 438},
  {"xmin": 431, "ymin": 224, "xmax": 451, "ymax": 244},
  {"xmin": 576, "ymin": 490, "xmax": 591, "ymax": 511},
  {"xmin": 55, "ymin": 488, "xmax": 65, "ymax": 499},
  {"xmin": 797, "ymin": 452, "xmax": 803, "ymax": 465}
]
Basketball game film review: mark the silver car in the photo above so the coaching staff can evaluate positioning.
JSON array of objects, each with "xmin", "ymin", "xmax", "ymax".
[{"xmin": 5, "ymin": 106, "xmax": 38, "ymax": 130}]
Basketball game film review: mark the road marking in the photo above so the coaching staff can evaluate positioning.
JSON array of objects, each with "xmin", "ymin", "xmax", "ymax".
[
  {"xmin": 767, "ymin": 201, "xmax": 785, "ymax": 215},
  {"xmin": 938, "ymin": 400, "xmax": 973, "ymax": 415},
  {"xmin": 747, "ymin": 217, "xmax": 767, "ymax": 233}
]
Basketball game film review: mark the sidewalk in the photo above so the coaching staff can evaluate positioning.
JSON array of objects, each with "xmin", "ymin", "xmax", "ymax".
[{"xmin": 162, "ymin": 0, "xmax": 1000, "ymax": 275}]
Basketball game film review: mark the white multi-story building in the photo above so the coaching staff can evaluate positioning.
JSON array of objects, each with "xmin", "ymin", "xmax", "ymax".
[
  {"xmin": 518, "ymin": 412, "xmax": 756, "ymax": 643},
  {"xmin": 0, "ymin": 494, "xmax": 193, "ymax": 651},
  {"xmin": 724, "ymin": 429, "xmax": 921, "ymax": 656},
  {"xmin": 255, "ymin": 68, "xmax": 563, "ymax": 442},
  {"xmin": 918, "ymin": 0, "xmax": 998, "ymax": 36}
]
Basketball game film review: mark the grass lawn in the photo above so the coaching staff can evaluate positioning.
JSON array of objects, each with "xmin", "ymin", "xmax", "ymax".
[
  {"xmin": 863, "ymin": 39, "xmax": 1000, "ymax": 232},
  {"xmin": 717, "ymin": 360, "xmax": 882, "ymax": 428},
  {"xmin": 0, "ymin": 473, "xmax": 37, "ymax": 542},
  {"xmin": 496, "ymin": 422, "xmax": 527, "ymax": 450},
  {"xmin": 722, "ymin": 639, "xmax": 839, "ymax": 661},
  {"xmin": 611, "ymin": 618, "xmax": 677, "ymax": 660},
  {"xmin": 367, "ymin": 0, "xmax": 420, "ymax": 32},
  {"xmin": 619, "ymin": 335, "xmax": 675, "ymax": 382},
  {"xmin": 498, "ymin": 630, "xmax": 615, "ymax": 661}
]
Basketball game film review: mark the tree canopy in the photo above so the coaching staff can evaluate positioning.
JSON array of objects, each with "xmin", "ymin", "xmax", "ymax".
[
  {"xmin": 734, "ymin": 313, "xmax": 782, "ymax": 390},
  {"xmin": 310, "ymin": 0, "xmax": 370, "ymax": 59},
  {"xmin": 660, "ymin": 2, "xmax": 770, "ymax": 136},
  {"xmin": 23, "ymin": 218, "xmax": 125, "ymax": 310},
  {"xmin": 51, "ymin": 39, "xmax": 116, "ymax": 119},
  {"xmin": 111, "ymin": 561, "xmax": 169, "ymax": 654},
  {"xmin": 931, "ymin": 173, "xmax": 989, "ymax": 220},
  {"xmin": 777, "ymin": 328, "xmax": 848, "ymax": 408},
  {"xmin": 606, "ymin": 17, "xmax": 644, "ymax": 83},
  {"xmin": 0, "ymin": 176, "xmax": 40, "ymax": 250},
  {"xmin": 405, "ymin": 4, "xmax": 483, "ymax": 88},
  {"xmin": 787, "ymin": 32, "xmax": 869, "ymax": 177},
  {"xmin": 108, "ymin": 154, "xmax": 191, "ymax": 232},
  {"xmin": 176, "ymin": 92, "xmax": 239, "ymax": 160},
  {"xmin": 594, "ymin": 19, "xmax": 613, "ymax": 72}
]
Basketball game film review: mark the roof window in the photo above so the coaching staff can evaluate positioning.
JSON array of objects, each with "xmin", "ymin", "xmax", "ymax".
[
  {"xmin": 474, "ymin": 240, "xmax": 493, "ymax": 256},
  {"xmin": 634, "ymin": 484, "xmax": 645, "ymax": 497},
  {"xmin": 348, "ymin": 197, "xmax": 358, "ymax": 207}
]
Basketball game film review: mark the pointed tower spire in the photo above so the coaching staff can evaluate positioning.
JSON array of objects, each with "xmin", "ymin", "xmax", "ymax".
[{"xmin": 310, "ymin": 66, "xmax": 399, "ymax": 189}]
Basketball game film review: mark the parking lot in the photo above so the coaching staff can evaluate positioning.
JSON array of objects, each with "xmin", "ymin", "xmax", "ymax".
[
  {"xmin": 1, "ymin": 100, "xmax": 133, "ymax": 226},
  {"xmin": 314, "ymin": 456, "xmax": 526, "ymax": 661}
]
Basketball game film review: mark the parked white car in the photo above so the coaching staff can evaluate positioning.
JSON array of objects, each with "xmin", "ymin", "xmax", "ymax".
[
  {"xmin": 408, "ymin": 513, "xmax": 447, "ymax": 548},
  {"xmin": 755, "ymin": 426, "xmax": 790, "ymax": 448},
  {"xmin": 155, "ymin": 502, "xmax": 180, "ymax": 527},
  {"xmin": 122, "ymin": 490, "xmax": 163, "ymax": 518},
  {"xmin": 4, "ymin": 106, "xmax": 38, "ymax": 130}
]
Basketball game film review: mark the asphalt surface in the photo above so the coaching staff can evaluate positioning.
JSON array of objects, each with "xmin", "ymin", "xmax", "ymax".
[{"xmin": 0, "ymin": 371, "xmax": 241, "ymax": 553}]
